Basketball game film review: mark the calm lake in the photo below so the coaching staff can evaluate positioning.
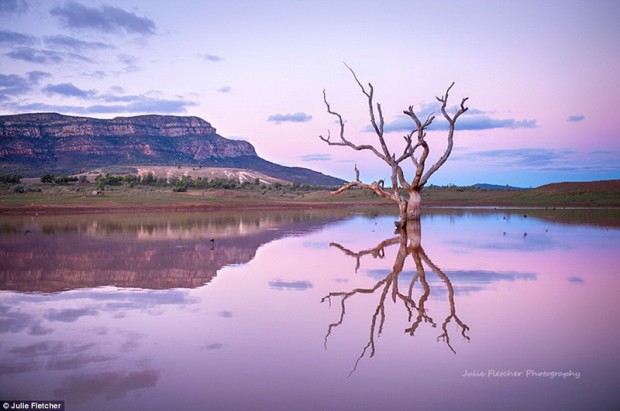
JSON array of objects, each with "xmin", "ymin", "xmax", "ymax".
[{"xmin": 1, "ymin": 208, "xmax": 619, "ymax": 410}]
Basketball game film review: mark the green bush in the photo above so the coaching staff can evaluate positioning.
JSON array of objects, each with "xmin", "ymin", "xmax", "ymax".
[
  {"xmin": 0, "ymin": 174, "xmax": 22, "ymax": 184},
  {"xmin": 54, "ymin": 175, "xmax": 79, "ymax": 185},
  {"xmin": 41, "ymin": 173, "xmax": 55, "ymax": 184},
  {"xmin": 94, "ymin": 173, "xmax": 123, "ymax": 186},
  {"xmin": 124, "ymin": 175, "xmax": 139, "ymax": 184},
  {"xmin": 140, "ymin": 172, "xmax": 156, "ymax": 185}
]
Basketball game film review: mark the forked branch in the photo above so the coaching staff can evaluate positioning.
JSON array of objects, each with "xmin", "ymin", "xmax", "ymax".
[
  {"xmin": 418, "ymin": 83, "xmax": 469, "ymax": 187},
  {"xmin": 319, "ymin": 86, "xmax": 389, "ymax": 163},
  {"xmin": 320, "ymin": 65, "xmax": 469, "ymax": 226}
]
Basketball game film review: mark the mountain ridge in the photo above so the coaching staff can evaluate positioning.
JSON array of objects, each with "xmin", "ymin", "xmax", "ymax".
[{"xmin": 0, "ymin": 112, "xmax": 345, "ymax": 186}]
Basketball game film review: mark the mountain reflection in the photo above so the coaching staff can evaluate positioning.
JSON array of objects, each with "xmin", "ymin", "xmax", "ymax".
[
  {"xmin": 322, "ymin": 221, "xmax": 471, "ymax": 375},
  {"xmin": 0, "ymin": 211, "xmax": 346, "ymax": 293}
]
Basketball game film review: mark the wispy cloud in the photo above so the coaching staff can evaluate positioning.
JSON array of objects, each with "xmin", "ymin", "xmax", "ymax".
[
  {"xmin": 267, "ymin": 112, "xmax": 312, "ymax": 124},
  {"xmin": 300, "ymin": 154, "xmax": 332, "ymax": 162},
  {"xmin": 15, "ymin": 96, "xmax": 196, "ymax": 115},
  {"xmin": 217, "ymin": 86, "xmax": 231, "ymax": 93},
  {"xmin": 588, "ymin": 149, "xmax": 614, "ymax": 156},
  {"xmin": 378, "ymin": 110, "xmax": 537, "ymax": 133},
  {"xmin": 0, "ymin": 30, "xmax": 36, "ymax": 46},
  {"xmin": 0, "ymin": 74, "xmax": 31, "ymax": 101},
  {"xmin": 50, "ymin": 1, "xmax": 157, "ymax": 35},
  {"xmin": 6, "ymin": 47, "xmax": 93, "ymax": 64},
  {"xmin": 566, "ymin": 114, "xmax": 585, "ymax": 122},
  {"xmin": 6, "ymin": 47, "xmax": 63, "ymax": 64},
  {"xmin": 117, "ymin": 53, "xmax": 137, "ymax": 65},
  {"xmin": 43, "ymin": 82, "xmax": 96, "ymax": 99},
  {"xmin": 452, "ymin": 147, "xmax": 620, "ymax": 175},
  {"xmin": 2, "ymin": 69, "xmax": 197, "ymax": 115},
  {"xmin": 0, "ymin": 0, "xmax": 28, "ymax": 14},
  {"xmin": 44, "ymin": 35, "xmax": 113, "ymax": 52},
  {"xmin": 28, "ymin": 71, "xmax": 52, "ymax": 83},
  {"xmin": 116, "ymin": 53, "xmax": 140, "ymax": 73},
  {"xmin": 453, "ymin": 148, "xmax": 570, "ymax": 168},
  {"xmin": 200, "ymin": 53, "xmax": 223, "ymax": 62},
  {"xmin": 453, "ymin": 116, "xmax": 537, "ymax": 130},
  {"xmin": 567, "ymin": 276, "xmax": 585, "ymax": 285},
  {"xmin": 0, "ymin": 71, "xmax": 51, "ymax": 101}
]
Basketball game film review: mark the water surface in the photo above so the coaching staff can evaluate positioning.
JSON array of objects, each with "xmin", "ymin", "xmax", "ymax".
[{"xmin": 1, "ymin": 209, "xmax": 619, "ymax": 410}]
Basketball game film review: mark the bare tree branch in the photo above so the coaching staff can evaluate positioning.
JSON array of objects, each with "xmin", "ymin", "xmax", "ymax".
[
  {"xmin": 320, "ymin": 89, "xmax": 388, "ymax": 160},
  {"xmin": 419, "ymin": 83, "xmax": 469, "ymax": 187},
  {"xmin": 320, "ymin": 66, "xmax": 468, "ymax": 226},
  {"xmin": 331, "ymin": 180, "xmax": 397, "ymax": 202},
  {"xmin": 344, "ymin": 63, "xmax": 386, "ymax": 144}
]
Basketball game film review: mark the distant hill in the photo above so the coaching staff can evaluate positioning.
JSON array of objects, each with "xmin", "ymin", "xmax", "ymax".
[
  {"xmin": 0, "ymin": 112, "xmax": 346, "ymax": 186},
  {"xmin": 424, "ymin": 179, "xmax": 620, "ymax": 208},
  {"xmin": 533, "ymin": 179, "xmax": 620, "ymax": 194},
  {"xmin": 472, "ymin": 183, "xmax": 524, "ymax": 191}
]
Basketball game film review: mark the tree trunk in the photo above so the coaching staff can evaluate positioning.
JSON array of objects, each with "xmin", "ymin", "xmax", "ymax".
[
  {"xmin": 396, "ymin": 189, "xmax": 422, "ymax": 228},
  {"xmin": 406, "ymin": 190, "xmax": 422, "ymax": 220}
]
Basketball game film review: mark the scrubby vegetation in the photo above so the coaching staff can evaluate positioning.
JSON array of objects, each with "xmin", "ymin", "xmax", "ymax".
[
  {"xmin": 1, "ymin": 171, "xmax": 617, "ymax": 211},
  {"xmin": 40, "ymin": 173, "xmax": 80, "ymax": 185},
  {"xmin": 89, "ymin": 172, "xmax": 333, "ymax": 194},
  {"xmin": 0, "ymin": 174, "xmax": 22, "ymax": 184}
]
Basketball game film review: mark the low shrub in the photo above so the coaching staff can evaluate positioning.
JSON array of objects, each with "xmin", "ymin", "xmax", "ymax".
[{"xmin": 12, "ymin": 184, "xmax": 41, "ymax": 193}]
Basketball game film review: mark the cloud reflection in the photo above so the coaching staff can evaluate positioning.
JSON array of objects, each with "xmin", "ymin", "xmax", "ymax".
[
  {"xmin": 366, "ymin": 268, "xmax": 537, "ymax": 295},
  {"xmin": 45, "ymin": 308, "xmax": 99, "ymax": 323},
  {"xmin": 0, "ymin": 305, "xmax": 51, "ymax": 335},
  {"xmin": 269, "ymin": 280, "xmax": 313, "ymax": 291},
  {"xmin": 53, "ymin": 370, "xmax": 160, "ymax": 405},
  {"xmin": 446, "ymin": 234, "xmax": 558, "ymax": 252}
]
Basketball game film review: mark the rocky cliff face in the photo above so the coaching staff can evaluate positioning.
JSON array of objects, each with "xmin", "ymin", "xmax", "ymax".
[
  {"xmin": 0, "ymin": 112, "xmax": 344, "ymax": 185},
  {"xmin": 0, "ymin": 113, "xmax": 218, "ymax": 138},
  {"xmin": 0, "ymin": 113, "xmax": 255, "ymax": 164}
]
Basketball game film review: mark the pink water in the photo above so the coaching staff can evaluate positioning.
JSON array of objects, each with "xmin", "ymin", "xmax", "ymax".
[{"xmin": 1, "ymin": 209, "xmax": 619, "ymax": 410}]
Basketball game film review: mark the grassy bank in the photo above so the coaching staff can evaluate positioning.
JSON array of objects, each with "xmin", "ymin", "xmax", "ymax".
[
  {"xmin": 423, "ymin": 181, "xmax": 620, "ymax": 208},
  {"xmin": 1, "ymin": 180, "xmax": 619, "ymax": 214}
]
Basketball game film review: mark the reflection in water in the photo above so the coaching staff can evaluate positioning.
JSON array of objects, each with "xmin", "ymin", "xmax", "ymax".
[
  {"xmin": 323, "ymin": 221, "xmax": 470, "ymax": 375},
  {"xmin": 0, "ymin": 210, "xmax": 350, "ymax": 292},
  {"xmin": 54, "ymin": 370, "xmax": 160, "ymax": 405},
  {"xmin": 1, "ymin": 209, "xmax": 619, "ymax": 410}
]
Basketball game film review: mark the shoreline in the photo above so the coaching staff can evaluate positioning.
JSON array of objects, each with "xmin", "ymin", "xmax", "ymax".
[
  {"xmin": 1, "ymin": 181, "xmax": 619, "ymax": 215},
  {"xmin": 1, "ymin": 199, "xmax": 617, "ymax": 216}
]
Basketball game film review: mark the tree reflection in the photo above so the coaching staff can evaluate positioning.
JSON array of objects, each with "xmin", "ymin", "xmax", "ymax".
[{"xmin": 322, "ymin": 220, "xmax": 470, "ymax": 376}]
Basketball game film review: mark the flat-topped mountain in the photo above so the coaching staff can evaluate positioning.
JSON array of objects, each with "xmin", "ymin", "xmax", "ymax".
[{"xmin": 0, "ymin": 112, "xmax": 345, "ymax": 185}]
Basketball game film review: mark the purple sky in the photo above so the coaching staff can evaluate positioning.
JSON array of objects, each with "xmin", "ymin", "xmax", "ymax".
[{"xmin": 1, "ymin": 0, "xmax": 619, "ymax": 187}]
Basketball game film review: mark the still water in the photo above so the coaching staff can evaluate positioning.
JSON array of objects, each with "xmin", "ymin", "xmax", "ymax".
[{"xmin": 1, "ymin": 208, "xmax": 619, "ymax": 410}]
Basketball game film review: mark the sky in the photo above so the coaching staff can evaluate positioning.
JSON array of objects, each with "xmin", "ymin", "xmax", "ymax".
[{"xmin": 1, "ymin": 0, "xmax": 619, "ymax": 187}]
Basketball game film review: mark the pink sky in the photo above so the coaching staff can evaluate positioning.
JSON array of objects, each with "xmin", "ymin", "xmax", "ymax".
[{"xmin": 1, "ymin": 0, "xmax": 619, "ymax": 186}]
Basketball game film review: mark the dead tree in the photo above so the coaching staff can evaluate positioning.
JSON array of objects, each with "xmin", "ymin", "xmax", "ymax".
[{"xmin": 320, "ymin": 65, "xmax": 468, "ymax": 228}]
